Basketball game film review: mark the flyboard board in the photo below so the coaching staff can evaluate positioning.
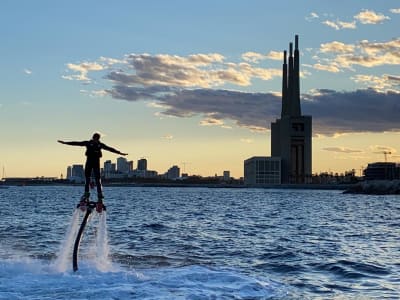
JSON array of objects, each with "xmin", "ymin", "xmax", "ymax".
[{"xmin": 73, "ymin": 200, "xmax": 106, "ymax": 272}]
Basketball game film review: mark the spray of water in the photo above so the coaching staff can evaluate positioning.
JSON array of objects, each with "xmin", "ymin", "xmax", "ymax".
[
  {"xmin": 95, "ymin": 212, "xmax": 113, "ymax": 272},
  {"xmin": 52, "ymin": 208, "xmax": 113, "ymax": 273},
  {"xmin": 52, "ymin": 209, "xmax": 81, "ymax": 272}
]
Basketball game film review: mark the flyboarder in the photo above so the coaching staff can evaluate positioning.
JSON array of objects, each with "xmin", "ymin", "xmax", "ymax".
[{"xmin": 58, "ymin": 133, "xmax": 128, "ymax": 212}]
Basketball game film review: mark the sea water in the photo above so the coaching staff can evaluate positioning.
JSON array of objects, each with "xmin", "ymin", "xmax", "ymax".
[{"xmin": 0, "ymin": 186, "xmax": 399, "ymax": 299}]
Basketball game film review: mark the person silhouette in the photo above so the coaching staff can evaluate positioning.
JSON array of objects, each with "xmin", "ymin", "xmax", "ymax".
[{"xmin": 58, "ymin": 133, "xmax": 128, "ymax": 212}]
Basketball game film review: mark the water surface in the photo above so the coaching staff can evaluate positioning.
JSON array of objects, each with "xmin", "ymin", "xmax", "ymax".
[{"xmin": 0, "ymin": 186, "xmax": 398, "ymax": 299}]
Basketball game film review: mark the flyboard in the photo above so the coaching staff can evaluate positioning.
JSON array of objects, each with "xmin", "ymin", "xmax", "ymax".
[{"xmin": 73, "ymin": 200, "xmax": 106, "ymax": 272}]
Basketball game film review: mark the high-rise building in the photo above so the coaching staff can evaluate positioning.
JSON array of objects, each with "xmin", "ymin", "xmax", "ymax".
[
  {"xmin": 271, "ymin": 35, "xmax": 312, "ymax": 183},
  {"xmin": 66, "ymin": 166, "xmax": 72, "ymax": 179},
  {"xmin": 103, "ymin": 160, "xmax": 116, "ymax": 179},
  {"xmin": 137, "ymin": 158, "xmax": 147, "ymax": 171},
  {"xmin": 69, "ymin": 164, "xmax": 85, "ymax": 183},
  {"xmin": 117, "ymin": 157, "xmax": 130, "ymax": 173}
]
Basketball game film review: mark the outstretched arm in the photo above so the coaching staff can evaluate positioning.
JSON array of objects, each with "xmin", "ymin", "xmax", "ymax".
[
  {"xmin": 58, "ymin": 140, "xmax": 87, "ymax": 146},
  {"xmin": 101, "ymin": 143, "xmax": 128, "ymax": 156}
]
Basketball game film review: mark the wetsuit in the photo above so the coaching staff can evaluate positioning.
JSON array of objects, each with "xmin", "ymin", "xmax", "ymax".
[{"xmin": 62, "ymin": 140, "xmax": 124, "ymax": 197}]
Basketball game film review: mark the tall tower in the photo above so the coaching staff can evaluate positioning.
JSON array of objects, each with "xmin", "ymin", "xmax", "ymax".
[{"xmin": 271, "ymin": 35, "xmax": 312, "ymax": 184}]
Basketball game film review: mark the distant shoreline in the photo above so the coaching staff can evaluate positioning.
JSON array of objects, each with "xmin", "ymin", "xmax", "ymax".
[{"xmin": 0, "ymin": 181, "xmax": 353, "ymax": 190}]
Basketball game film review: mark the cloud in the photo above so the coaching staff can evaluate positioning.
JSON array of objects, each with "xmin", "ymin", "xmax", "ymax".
[
  {"xmin": 63, "ymin": 61, "xmax": 104, "ymax": 82},
  {"xmin": 318, "ymin": 9, "xmax": 390, "ymax": 31},
  {"xmin": 240, "ymin": 138, "xmax": 254, "ymax": 144},
  {"xmin": 390, "ymin": 8, "xmax": 400, "ymax": 14},
  {"xmin": 303, "ymin": 89, "xmax": 400, "ymax": 135},
  {"xmin": 313, "ymin": 63, "xmax": 340, "ymax": 73},
  {"xmin": 322, "ymin": 20, "xmax": 356, "ymax": 30},
  {"xmin": 320, "ymin": 41, "xmax": 355, "ymax": 54},
  {"xmin": 163, "ymin": 134, "xmax": 174, "ymax": 140},
  {"xmin": 242, "ymin": 51, "xmax": 282, "ymax": 62},
  {"xmin": 265, "ymin": 51, "xmax": 283, "ymax": 61},
  {"xmin": 103, "ymin": 83, "xmax": 400, "ymax": 136},
  {"xmin": 242, "ymin": 52, "xmax": 265, "ymax": 63},
  {"xmin": 102, "ymin": 53, "xmax": 281, "ymax": 88},
  {"xmin": 199, "ymin": 116, "xmax": 225, "ymax": 127},
  {"xmin": 370, "ymin": 145, "xmax": 396, "ymax": 153},
  {"xmin": 64, "ymin": 50, "xmax": 400, "ymax": 136},
  {"xmin": 354, "ymin": 9, "xmax": 390, "ymax": 24},
  {"xmin": 322, "ymin": 20, "xmax": 340, "ymax": 30},
  {"xmin": 352, "ymin": 74, "xmax": 400, "ymax": 92},
  {"xmin": 322, "ymin": 147, "xmax": 363, "ymax": 153},
  {"xmin": 24, "ymin": 69, "xmax": 32, "ymax": 75},
  {"xmin": 315, "ymin": 38, "xmax": 400, "ymax": 72},
  {"xmin": 306, "ymin": 12, "xmax": 319, "ymax": 21}
]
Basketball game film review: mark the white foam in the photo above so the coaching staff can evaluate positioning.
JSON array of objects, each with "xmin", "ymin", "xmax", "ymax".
[
  {"xmin": 52, "ymin": 209, "xmax": 81, "ymax": 272},
  {"xmin": 94, "ymin": 211, "xmax": 113, "ymax": 272}
]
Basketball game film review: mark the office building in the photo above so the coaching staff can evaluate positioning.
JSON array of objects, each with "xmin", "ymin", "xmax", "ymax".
[
  {"xmin": 137, "ymin": 158, "xmax": 147, "ymax": 171},
  {"xmin": 117, "ymin": 157, "xmax": 132, "ymax": 173},
  {"xmin": 364, "ymin": 162, "xmax": 399, "ymax": 180},
  {"xmin": 69, "ymin": 164, "xmax": 85, "ymax": 183},
  {"xmin": 244, "ymin": 157, "xmax": 281, "ymax": 185}
]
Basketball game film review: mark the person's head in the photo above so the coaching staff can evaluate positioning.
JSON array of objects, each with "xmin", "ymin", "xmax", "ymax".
[{"xmin": 92, "ymin": 133, "xmax": 101, "ymax": 141}]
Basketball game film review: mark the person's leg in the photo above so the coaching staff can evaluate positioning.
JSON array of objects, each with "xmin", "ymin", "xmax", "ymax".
[
  {"xmin": 93, "ymin": 159, "xmax": 103, "ymax": 200},
  {"xmin": 84, "ymin": 160, "xmax": 92, "ymax": 195}
]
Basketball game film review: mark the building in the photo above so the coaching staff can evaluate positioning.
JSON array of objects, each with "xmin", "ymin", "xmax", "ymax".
[
  {"xmin": 244, "ymin": 157, "xmax": 281, "ymax": 185},
  {"xmin": 364, "ymin": 162, "xmax": 399, "ymax": 180},
  {"xmin": 103, "ymin": 160, "xmax": 116, "ymax": 179},
  {"xmin": 117, "ymin": 157, "xmax": 132, "ymax": 173},
  {"xmin": 69, "ymin": 164, "xmax": 85, "ymax": 183},
  {"xmin": 271, "ymin": 35, "xmax": 312, "ymax": 183},
  {"xmin": 137, "ymin": 158, "xmax": 147, "ymax": 171},
  {"xmin": 166, "ymin": 165, "xmax": 180, "ymax": 180},
  {"xmin": 66, "ymin": 166, "xmax": 72, "ymax": 179},
  {"xmin": 223, "ymin": 171, "xmax": 230, "ymax": 181},
  {"xmin": 244, "ymin": 35, "xmax": 312, "ymax": 185}
]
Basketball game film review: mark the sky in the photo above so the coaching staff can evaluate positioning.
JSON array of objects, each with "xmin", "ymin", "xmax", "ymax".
[{"xmin": 1, "ymin": 0, "xmax": 400, "ymax": 178}]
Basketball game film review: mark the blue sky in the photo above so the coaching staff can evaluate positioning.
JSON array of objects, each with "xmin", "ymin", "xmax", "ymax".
[{"xmin": 1, "ymin": 1, "xmax": 400, "ymax": 178}]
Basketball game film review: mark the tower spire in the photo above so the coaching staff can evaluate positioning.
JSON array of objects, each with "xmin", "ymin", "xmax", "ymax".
[
  {"xmin": 281, "ymin": 35, "xmax": 301, "ymax": 117},
  {"xmin": 292, "ymin": 34, "xmax": 301, "ymax": 116},
  {"xmin": 281, "ymin": 50, "xmax": 289, "ymax": 117}
]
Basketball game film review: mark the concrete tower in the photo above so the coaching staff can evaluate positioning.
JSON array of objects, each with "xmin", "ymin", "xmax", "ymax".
[{"xmin": 271, "ymin": 35, "xmax": 312, "ymax": 184}]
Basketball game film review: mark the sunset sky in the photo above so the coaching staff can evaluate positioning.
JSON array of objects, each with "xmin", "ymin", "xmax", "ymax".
[{"xmin": 1, "ymin": 1, "xmax": 400, "ymax": 178}]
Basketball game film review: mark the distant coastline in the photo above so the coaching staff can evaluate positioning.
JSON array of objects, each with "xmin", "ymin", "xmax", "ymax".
[{"xmin": 0, "ymin": 178, "xmax": 354, "ymax": 190}]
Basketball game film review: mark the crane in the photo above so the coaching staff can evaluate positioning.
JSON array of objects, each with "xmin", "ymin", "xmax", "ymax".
[{"xmin": 381, "ymin": 151, "xmax": 391, "ymax": 162}]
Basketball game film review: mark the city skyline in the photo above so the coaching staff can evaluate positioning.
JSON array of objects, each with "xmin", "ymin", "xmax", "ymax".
[{"xmin": 1, "ymin": 1, "xmax": 400, "ymax": 178}]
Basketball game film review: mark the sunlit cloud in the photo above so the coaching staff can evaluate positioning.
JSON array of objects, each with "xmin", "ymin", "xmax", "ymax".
[
  {"xmin": 315, "ymin": 38, "xmax": 400, "ymax": 73},
  {"xmin": 313, "ymin": 63, "xmax": 340, "ymax": 73},
  {"xmin": 163, "ymin": 134, "xmax": 174, "ymax": 140},
  {"xmin": 369, "ymin": 145, "xmax": 397, "ymax": 153},
  {"xmin": 63, "ymin": 62, "xmax": 104, "ymax": 82},
  {"xmin": 64, "ymin": 45, "xmax": 400, "ymax": 137},
  {"xmin": 354, "ymin": 9, "xmax": 390, "ymax": 24},
  {"xmin": 322, "ymin": 20, "xmax": 356, "ymax": 30},
  {"xmin": 322, "ymin": 20, "xmax": 340, "ymax": 30},
  {"xmin": 240, "ymin": 138, "xmax": 253, "ymax": 144},
  {"xmin": 242, "ymin": 52, "xmax": 265, "ymax": 63},
  {"xmin": 320, "ymin": 41, "xmax": 355, "ymax": 53},
  {"xmin": 266, "ymin": 51, "xmax": 282, "ymax": 61},
  {"xmin": 352, "ymin": 74, "xmax": 400, "ymax": 92},
  {"xmin": 199, "ymin": 117, "xmax": 224, "ymax": 127},
  {"xmin": 390, "ymin": 8, "xmax": 400, "ymax": 14},
  {"xmin": 322, "ymin": 147, "xmax": 363, "ymax": 153}
]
